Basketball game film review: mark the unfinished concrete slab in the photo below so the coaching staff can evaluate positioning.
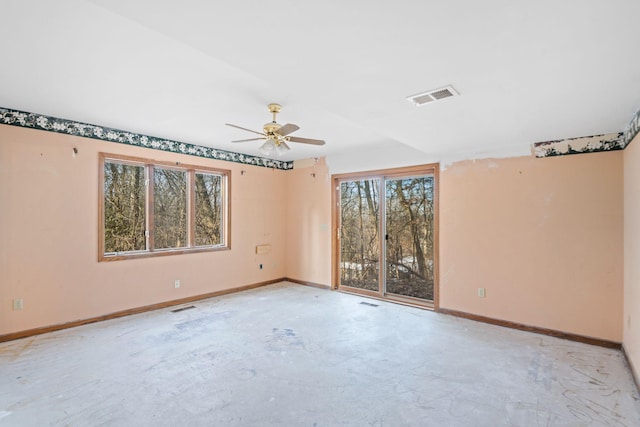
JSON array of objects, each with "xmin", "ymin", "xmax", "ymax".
[{"xmin": 1, "ymin": 282, "xmax": 638, "ymax": 426}]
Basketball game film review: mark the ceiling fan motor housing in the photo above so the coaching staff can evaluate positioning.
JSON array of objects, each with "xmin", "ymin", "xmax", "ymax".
[
  {"xmin": 264, "ymin": 103, "xmax": 283, "ymax": 134},
  {"xmin": 268, "ymin": 103, "xmax": 281, "ymax": 114},
  {"xmin": 263, "ymin": 122, "xmax": 281, "ymax": 134}
]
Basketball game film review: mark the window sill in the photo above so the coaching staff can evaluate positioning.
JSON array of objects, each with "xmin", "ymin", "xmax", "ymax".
[{"xmin": 99, "ymin": 245, "xmax": 230, "ymax": 262}]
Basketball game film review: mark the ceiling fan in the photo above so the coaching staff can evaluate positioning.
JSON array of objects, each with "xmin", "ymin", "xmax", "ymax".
[{"xmin": 226, "ymin": 103, "xmax": 325, "ymax": 156}]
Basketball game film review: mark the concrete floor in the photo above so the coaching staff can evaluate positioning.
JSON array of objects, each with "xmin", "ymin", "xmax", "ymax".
[{"xmin": 1, "ymin": 282, "xmax": 639, "ymax": 426}]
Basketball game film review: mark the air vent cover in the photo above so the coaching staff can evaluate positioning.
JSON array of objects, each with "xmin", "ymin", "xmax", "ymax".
[{"xmin": 407, "ymin": 85, "xmax": 459, "ymax": 106}]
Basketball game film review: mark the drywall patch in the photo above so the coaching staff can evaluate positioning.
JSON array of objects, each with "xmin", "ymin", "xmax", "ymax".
[
  {"xmin": 532, "ymin": 132, "xmax": 623, "ymax": 158},
  {"xmin": 439, "ymin": 145, "xmax": 532, "ymax": 171},
  {"xmin": 293, "ymin": 157, "xmax": 318, "ymax": 169},
  {"xmin": 0, "ymin": 106, "xmax": 293, "ymax": 171}
]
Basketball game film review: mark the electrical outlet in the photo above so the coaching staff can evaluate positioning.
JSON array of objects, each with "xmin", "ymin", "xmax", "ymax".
[
  {"xmin": 13, "ymin": 298, "xmax": 24, "ymax": 310},
  {"xmin": 174, "ymin": 280, "xmax": 180, "ymax": 289},
  {"xmin": 478, "ymin": 288, "xmax": 486, "ymax": 298}
]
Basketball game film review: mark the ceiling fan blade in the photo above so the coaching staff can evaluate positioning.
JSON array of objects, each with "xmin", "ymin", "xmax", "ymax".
[
  {"xmin": 232, "ymin": 137, "xmax": 265, "ymax": 143},
  {"xmin": 225, "ymin": 123, "xmax": 265, "ymax": 136},
  {"xmin": 277, "ymin": 123, "xmax": 300, "ymax": 136},
  {"xmin": 288, "ymin": 136, "xmax": 326, "ymax": 146},
  {"xmin": 280, "ymin": 140, "xmax": 291, "ymax": 150}
]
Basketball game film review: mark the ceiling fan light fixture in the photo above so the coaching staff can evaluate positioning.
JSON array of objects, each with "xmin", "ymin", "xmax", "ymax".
[
  {"xmin": 259, "ymin": 139, "xmax": 276, "ymax": 155},
  {"xmin": 275, "ymin": 141, "xmax": 290, "ymax": 156}
]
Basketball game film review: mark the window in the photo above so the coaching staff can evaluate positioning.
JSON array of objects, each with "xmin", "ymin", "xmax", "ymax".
[
  {"xmin": 99, "ymin": 153, "xmax": 229, "ymax": 261},
  {"xmin": 153, "ymin": 167, "xmax": 187, "ymax": 249}
]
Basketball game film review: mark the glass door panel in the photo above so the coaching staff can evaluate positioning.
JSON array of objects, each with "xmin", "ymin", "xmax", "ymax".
[
  {"xmin": 384, "ymin": 175, "xmax": 435, "ymax": 301},
  {"xmin": 339, "ymin": 179, "xmax": 380, "ymax": 292}
]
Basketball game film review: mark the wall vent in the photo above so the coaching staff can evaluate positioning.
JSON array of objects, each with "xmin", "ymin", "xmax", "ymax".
[
  {"xmin": 360, "ymin": 301, "xmax": 379, "ymax": 307},
  {"xmin": 171, "ymin": 305, "xmax": 196, "ymax": 313},
  {"xmin": 406, "ymin": 85, "xmax": 459, "ymax": 106}
]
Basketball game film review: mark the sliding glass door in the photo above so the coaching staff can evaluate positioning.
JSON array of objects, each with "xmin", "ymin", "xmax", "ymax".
[
  {"xmin": 384, "ymin": 176, "xmax": 435, "ymax": 301},
  {"xmin": 335, "ymin": 166, "xmax": 438, "ymax": 306},
  {"xmin": 339, "ymin": 179, "xmax": 380, "ymax": 293}
]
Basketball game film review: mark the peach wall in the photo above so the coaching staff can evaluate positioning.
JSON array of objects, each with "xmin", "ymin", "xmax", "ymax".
[
  {"xmin": 0, "ymin": 125, "xmax": 287, "ymax": 335},
  {"xmin": 624, "ymin": 134, "xmax": 640, "ymax": 369},
  {"xmin": 285, "ymin": 158, "xmax": 332, "ymax": 286},
  {"xmin": 1, "ymin": 122, "xmax": 626, "ymax": 344},
  {"xmin": 440, "ymin": 153, "xmax": 623, "ymax": 341}
]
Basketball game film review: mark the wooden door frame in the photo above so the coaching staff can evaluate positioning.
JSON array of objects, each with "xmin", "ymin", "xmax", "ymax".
[{"xmin": 331, "ymin": 163, "xmax": 440, "ymax": 310}]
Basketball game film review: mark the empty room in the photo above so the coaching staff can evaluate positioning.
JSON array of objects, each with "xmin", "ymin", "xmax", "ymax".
[{"xmin": 2, "ymin": 1, "xmax": 640, "ymax": 425}]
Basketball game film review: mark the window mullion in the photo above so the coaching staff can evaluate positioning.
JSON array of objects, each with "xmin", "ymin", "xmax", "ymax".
[
  {"xmin": 146, "ymin": 164, "xmax": 155, "ymax": 252},
  {"xmin": 223, "ymin": 172, "xmax": 229, "ymax": 247},
  {"xmin": 379, "ymin": 176, "xmax": 386, "ymax": 296},
  {"xmin": 188, "ymin": 170, "xmax": 195, "ymax": 247}
]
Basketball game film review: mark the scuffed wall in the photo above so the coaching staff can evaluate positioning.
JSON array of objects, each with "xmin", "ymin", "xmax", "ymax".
[
  {"xmin": 0, "ymin": 125, "xmax": 287, "ymax": 335},
  {"xmin": 440, "ymin": 153, "xmax": 623, "ymax": 341},
  {"xmin": 285, "ymin": 158, "xmax": 332, "ymax": 286},
  {"xmin": 0, "ymin": 121, "xmax": 626, "ymax": 344},
  {"xmin": 624, "ymin": 133, "xmax": 640, "ymax": 371}
]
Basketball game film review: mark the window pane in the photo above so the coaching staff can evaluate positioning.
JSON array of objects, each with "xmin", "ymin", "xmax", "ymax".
[
  {"xmin": 154, "ymin": 168, "xmax": 187, "ymax": 249},
  {"xmin": 339, "ymin": 179, "xmax": 380, "ymax": 292},
  {"xmin": 385, "ymin": 175, "xmax": 435, "ymax": 301},
  {"xmin": 104, "ymin": 161, "xmax": 146, "ymax": 253},
  {"xmin": 195, "ymin": 173, "xmax": 222, "ymax": 246}
]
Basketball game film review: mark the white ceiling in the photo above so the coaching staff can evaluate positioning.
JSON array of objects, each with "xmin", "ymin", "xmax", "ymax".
[{"xmin": 1, "ymin": 0, "xmax": 639, "ymax": 171}]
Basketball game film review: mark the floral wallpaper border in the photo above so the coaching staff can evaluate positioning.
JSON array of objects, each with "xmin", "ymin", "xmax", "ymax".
[
  {"xmin": 4, "ymin": 104, "xmax": 638, "ymax": 164},
  {"xmin": 532, "ymin": 106, "xmax": 640, "ymax": 158},
  {"xmin": 621, "ymin": 106, "xmax": 640, "ymax": 149},
  {"xmin": 532, "ymin": 132, "xmax": 623, "ymax": 158},
  {"xmin": 0, "ymin": 107, "xmax": 293, "ymax": 170}
]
